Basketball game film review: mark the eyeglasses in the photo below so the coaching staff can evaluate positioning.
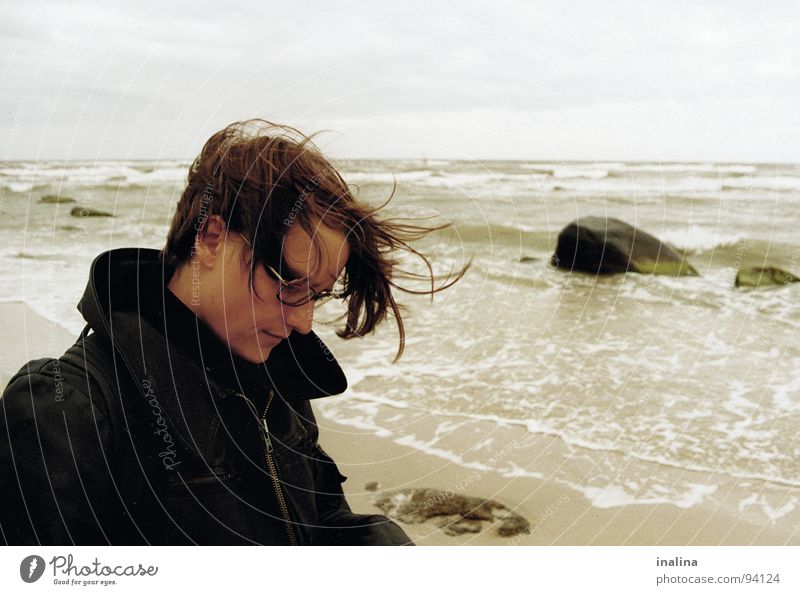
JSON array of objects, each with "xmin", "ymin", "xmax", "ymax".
[
  {"xmin": 235, "ymin": 233, "xmax": 347, "ymax": 307},
  {"xmin": 265, "ymin": 264, "xmax": 347, "ymax": 307}
]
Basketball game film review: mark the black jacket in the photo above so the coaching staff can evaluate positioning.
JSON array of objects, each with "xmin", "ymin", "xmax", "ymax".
[{"xmin": 0, "ymin": 248, "xmax": 412, "ymax": 545}]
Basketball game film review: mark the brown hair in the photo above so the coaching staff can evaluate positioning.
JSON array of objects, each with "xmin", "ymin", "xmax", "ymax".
[{"xmin": 163, "ymin": 119, "xmax": 468, "ymax": 361}]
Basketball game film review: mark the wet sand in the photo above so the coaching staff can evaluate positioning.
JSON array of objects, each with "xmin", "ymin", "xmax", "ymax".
[{"xmin": 314, "ymin": 412, "xmax": 799, "ymax": 545}]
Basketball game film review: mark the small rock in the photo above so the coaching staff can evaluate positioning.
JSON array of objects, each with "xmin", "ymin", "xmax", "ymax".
[
  {"xmin": 735, "ymin": 266, "xmax": 800, "ymax": 288},
  {"xmin": 364, "ymin": 481, "xmax": 380, "ymax": 492},
  {"xmin": 71, "ymin": 206, "xmax": 113, "ymax": 217},
  {"xmin": 519, "ymin": 256, "xmax": 538, "ymax": 264},
  {"xmin": 372, "ymin": 487, "xmax": 531, "ymax": 538},
  {"xmin": 39, "ymin": 195, "xmax": 76, "ymax": 204}
]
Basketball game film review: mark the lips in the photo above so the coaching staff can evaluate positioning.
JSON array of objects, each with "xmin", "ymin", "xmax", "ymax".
[{"xmin": 259, "ymin": 330, "xmax": 286, "ymax": 342}]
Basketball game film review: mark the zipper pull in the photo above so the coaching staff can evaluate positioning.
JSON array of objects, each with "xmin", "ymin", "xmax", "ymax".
[{"xmin": 261, "ymin": 417, "xmax": 274, "ymax": 453}]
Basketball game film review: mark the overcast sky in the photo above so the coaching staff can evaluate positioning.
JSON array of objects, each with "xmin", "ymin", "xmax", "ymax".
[{"xmin": 2, "ymin": 0, "xmax": 798, "ymax": 162}]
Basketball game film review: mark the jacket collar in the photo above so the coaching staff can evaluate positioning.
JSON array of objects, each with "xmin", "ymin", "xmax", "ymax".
[{"xmin": 77, "ymin": 247, "xmax": 347, "ymax": 406}]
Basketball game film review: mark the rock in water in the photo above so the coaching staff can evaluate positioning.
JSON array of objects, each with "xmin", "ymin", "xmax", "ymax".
[
  {"xmin": 551, "ymin": 216, "xmax": 698, "ymax": 277},
  {"xmin": 39, "ymin": 195, "xmax": 76, "ymax": 204},
  {"xmin": 735, "ymin": 266, "xmax": 800, "ymax": 288},
  {"xmin": 71, "ymin": 206, "xmax": 113, "ymax": 217}
]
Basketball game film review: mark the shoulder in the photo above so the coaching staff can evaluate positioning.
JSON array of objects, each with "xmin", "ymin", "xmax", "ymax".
[{"xmin": 1, "ymin": 346, "xmax": 114, "ymax": 444}]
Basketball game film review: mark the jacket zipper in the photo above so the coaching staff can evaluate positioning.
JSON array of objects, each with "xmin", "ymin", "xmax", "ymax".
[
  {"xmin": 254, "ymin": 389, "xmax": 298, "ymax": 546},
  {"xmin": 261, "ymin": 389, "xmax": 297, "ymax": 545}
]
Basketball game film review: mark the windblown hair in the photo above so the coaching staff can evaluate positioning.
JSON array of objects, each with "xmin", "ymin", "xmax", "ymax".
[{"xmin": 163, "ymin": 119, "xmax": 468, "ymax": 361}]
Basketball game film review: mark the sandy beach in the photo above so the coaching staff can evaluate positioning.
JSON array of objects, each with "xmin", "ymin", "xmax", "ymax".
[
  {"xmin": 1, "ymin": 300, "xmax": 797, "ymax": 546},
  {"xmin": 0, "ymin": 301, "xmax": 77, "ymax": 390},
  {"xmin": 314, "ymin": 413, "xmax": 799, "ymax": 546}
]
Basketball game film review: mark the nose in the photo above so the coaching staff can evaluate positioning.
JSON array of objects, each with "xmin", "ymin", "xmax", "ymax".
[{"xmin": 281, "ymin": 300, "xmax": 314, "ymax": 335}]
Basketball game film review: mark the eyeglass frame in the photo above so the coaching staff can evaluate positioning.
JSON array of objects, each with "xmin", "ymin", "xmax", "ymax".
[
  {"xmin": 264, "ymin": 263, "xmax": 347, "ymax": 307},
  {"xmin": 235, "ymin": 232, "xmax": 347, "ymax": 307}
]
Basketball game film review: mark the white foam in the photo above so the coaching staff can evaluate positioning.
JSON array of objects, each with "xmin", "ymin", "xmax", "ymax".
[
  {"xmin": 433, "ymin": 419, "xmax": 466, "ymax": 436},
  {"xmin": 0, "ymin": 182, "xmax": 36, "ymax": 193},
  {"xmin": 581, "ymin": 482, "xmax": 717, "ymax": 509},
  {"xmin": 0, "ymin": 162, "xmax": 189, "ymax": 188},
  {"xmin": 315, "ymin": 401, "xmax": 393, "ymax": 438},
  {"xmin": 768, "ymin": 368, "xmax": 800, "ymax": 413},
  {"xmin": 621, "ymin": 163, "xmax": 757, "ymax": 174},
  {"xmin": 722, "ymin": 175, "xmax": 800, "ymax": 191},
  {"xmin": 499, "ymin": 461, "xmax": 544, "ymax": 479},
  {"xmin": 553, "ymin": 167, "xmax": 609, "ymax": 179},
  {"xmin": 418, "ymin": 171, "xmax": 548, "ymax": 190},
  {"xmin": 659, "ymin": 225, "xmax": 745, "ymax": 253},
  {"xmin": 546, "ymin": 174, "xmax": 724, "ymax": 194},
  {"xmin": 342, "ymin": 170, "xmax": 433, "ymax": 184},
  {"xmin": 393, "ymin": 434, "xmax": 491, "ymax": 472},
  {"xmin": 124, "ymin": 167, "xmax": 187, "ymax": 185},
  {"xmin": 360, "ymin": 394, "xmax": 800, "ymax": 489},
  {"xmin": 738, "ymin": 494, "xmax": 798, "ymax": 522}
]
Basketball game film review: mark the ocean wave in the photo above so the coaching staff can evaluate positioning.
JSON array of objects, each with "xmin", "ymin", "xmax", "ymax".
[
  {"xmin": 0, "ymin": 182, "xmax": 46, "ymax": 193},
  {"xmin": 618, "ymin": 163, "xmax": 758, "ymax": 175},
  {"xmin": 721, "ymin": 175, "xmax": 800, "ymax": 192},
  {"xmin": 658, "ymin": 225, "xmax": 745, "ymax": 253},
  {"xmin": 324, "ymin": 394, "xmax": 800, "ymax": 487},
  {"xmin": 519, "ymin": 166, "xmax": 555, "ymax": 175},
  {"xmin": 318, "ymin": 395, "xmax": 800, "ymax": 520},
  {"xmin": 342, "ymin": 170, "xmax": 434, "ymax": 184},
  {"xmin": 0, "ymin": 163, "xmax": 188, "ymax": 188},
  {"xmin": 343, "ymin": 170, "xmax": 551, "ymax": 191},
  {"xmin": 552, "ymin": 167, "xmax": 610, "ymax": 179},
  {"xmin": 446, "ymin": 222, "xmax": 546, "ymax": 246},
  {"xmin": 421, "ymin": 171, "xmax": 549, "ymax": 189},
  {"xmin": 546, "ymin": 175, "xmax": 723, "ymax": 194}
]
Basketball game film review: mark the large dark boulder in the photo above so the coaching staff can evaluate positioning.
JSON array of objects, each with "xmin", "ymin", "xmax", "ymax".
[
  {"xmin": 735, "ymin": 266, "xmax": 799, "ymax": 288},
  {"xmin": 551, "ymin": 216, "xmax": 698, "ymax": 276},
  {"xmin": 70, "ymin": 206, "xmax": 113, "ymax": 217}
]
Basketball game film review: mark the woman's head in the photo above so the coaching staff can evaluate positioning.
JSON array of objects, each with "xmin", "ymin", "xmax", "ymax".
[{"xmin": 163, "ymin": 119, "xmax": 466, "ymax": 361}]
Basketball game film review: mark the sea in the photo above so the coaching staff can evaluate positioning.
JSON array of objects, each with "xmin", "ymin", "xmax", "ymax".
[{"xmin": 1, "ymin": 158, "xmax": 799, "ymax": 528}]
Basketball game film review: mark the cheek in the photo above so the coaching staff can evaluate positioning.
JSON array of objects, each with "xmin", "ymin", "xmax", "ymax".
[
  {"xmin": 227, "ymin": 283, "xmax": 280, "ymax": 330},
  {"xmin": 212, "ymin": 272, "xmax": 255, "ymax": 329},
  {"xmin": 232, "ymin": 291, "xmax": 262, "ymax": 328}
]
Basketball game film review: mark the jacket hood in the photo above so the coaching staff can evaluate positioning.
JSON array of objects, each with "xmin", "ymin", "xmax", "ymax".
[{"xmin": 77, "ymin": 248, "xmax": 348, "ymax": 404}]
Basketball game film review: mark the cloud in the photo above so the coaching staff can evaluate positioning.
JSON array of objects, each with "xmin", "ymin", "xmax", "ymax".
[{"xmin": 1, "ymin": 0, "xmax": 797, "ymax": 160}]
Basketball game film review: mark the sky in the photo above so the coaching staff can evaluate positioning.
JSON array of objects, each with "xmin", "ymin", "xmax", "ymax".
[{"xmin": 1, "ymin": 0, "xmax": 798, "ymax": 162}]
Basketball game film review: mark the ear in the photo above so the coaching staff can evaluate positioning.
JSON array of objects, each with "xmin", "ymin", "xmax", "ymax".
[{"xmin": 194, "ymin": 215, "xmax": 228, "ymax": 269}]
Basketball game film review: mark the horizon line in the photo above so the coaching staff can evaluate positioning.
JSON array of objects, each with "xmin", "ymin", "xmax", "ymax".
[{"xmin": 2, "ymin": 156, "xmax": 797, "ymax": 166}]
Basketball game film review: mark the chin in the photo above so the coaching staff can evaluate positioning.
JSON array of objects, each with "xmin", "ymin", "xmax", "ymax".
[{"xmin": 236, "ymin": 342, "xmax": 276, "ymax": 364}]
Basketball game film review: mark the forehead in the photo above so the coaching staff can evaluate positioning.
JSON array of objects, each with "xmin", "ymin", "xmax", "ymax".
[{"xmin": 280, "ymin": 222, "xmax": 349, "ymax": 284}]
